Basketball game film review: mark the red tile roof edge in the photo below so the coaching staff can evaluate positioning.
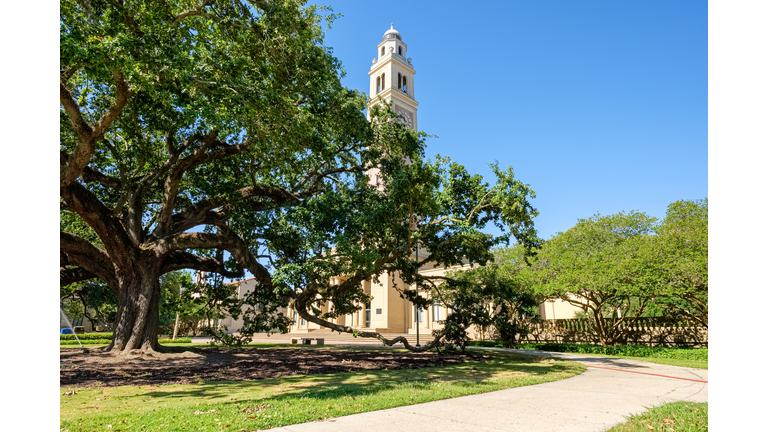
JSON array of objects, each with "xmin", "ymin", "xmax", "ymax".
[{"xmin": 225, "ymin": 276, "xmax": 257, "ymax": 285}]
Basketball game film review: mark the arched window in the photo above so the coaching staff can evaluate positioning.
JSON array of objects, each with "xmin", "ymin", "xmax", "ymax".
[
  {"xmin": 381, "ymin": 46, "xmax": 385, "ymax": 56},
  {"xmin": 397, "ymin": 73, "xmax": 402, "ymax": 90},
  {"xmin": 403, "ymin": 77, "xmax": 407, "ymax": 93},
  {"xmin": 381, "ymin": 73, "xmax": 385, "ymax": 90},
  {"xmin": 376, "ymin": 76, "xmax": 380, "ymax": 94},
  {"xmin": 398, "ymin": 46, "xmax": 402, "ymax": 56}
]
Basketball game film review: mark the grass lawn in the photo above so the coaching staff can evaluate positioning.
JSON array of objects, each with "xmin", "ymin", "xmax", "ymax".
[
  {"xmin": 503, "ymin": 344, "xmax": 708, "ymax": 370},
  {"xmin": 551, "ymin": 352, "xmax": 707, "ymax": 369},
  {"xmin": 60, "ymin": 347, "xmax": 585, "ymax": 431},
  {"xmin": 607, "ymin": 401, "xmax": 708, "ymax": 431}
]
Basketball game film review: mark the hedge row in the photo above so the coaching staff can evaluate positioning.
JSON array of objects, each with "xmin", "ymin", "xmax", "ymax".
[
  {"xmin": 60, "ymin": 337, "xmax": 192, "ymax": 345},
  {"xmin": 60, "ymin": 332, "xmax": 114, "ymax": 341},
  {"xmin": 514, "ymin": 342, "xmax": 708, "ymax": 361}
]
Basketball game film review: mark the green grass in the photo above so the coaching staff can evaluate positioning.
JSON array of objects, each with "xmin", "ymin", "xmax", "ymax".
[
  {"xmin": 572, "ymin": 353, "xmax": 707, "ymax": 369},
  {"xmin": 60, "ymin": 349, "xmax": 585, "ymax": 432},
  {"xmin": 508, "ymin": 343, "xmax": 708, "ymax": 369},
  {"xmin": 607, "ymin": 402, "xmax": 708, "ymax": 431}
]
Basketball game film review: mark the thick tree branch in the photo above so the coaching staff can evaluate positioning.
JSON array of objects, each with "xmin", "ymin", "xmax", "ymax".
[
  {"xmin": 59, "ymin": 80, "xmax": 93, "ymax": 142},
  {"xmin": 60, "ymin": 266, "xmax": 98, "ymax": 286},
  {"xmin": 295, "ymin": 164, "xmax": 366, "ymax": 194},
  {"xmin": 60, "ymin": 182, "xmax": 135, "ymax": 271},
  {"xmin": 161, "ymin": 184, "xmax": 301, "ymax": 239},
  {"xmin": 60, "ymin": 232, "xmax": 118, "ymax": 290},
  {"xmin": 61, "ymin": 150, "xmax": 123, "ymax": 190},
  {"xmin": 154, "ymin": 134, "xmax": 252, "ymax": 236},
  {"xmin": 61, "ymin": 70, "xmax": 131, "ymax": 188},
  {"xmin": 149, "ymin": 228, "xmax": 274, "ymax": 294},
  {"xmin": 161, "ymin": 251, "xmax": 244, "ymax": 279},
  {"xmin": 172, "ymin": 0, "xmax": 214, "ymax": 24}
]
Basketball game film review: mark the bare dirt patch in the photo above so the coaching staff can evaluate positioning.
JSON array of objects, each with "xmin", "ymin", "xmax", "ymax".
[{"xmin": 60, "ymin": 347, "xmax": 480, "ymax": 387}]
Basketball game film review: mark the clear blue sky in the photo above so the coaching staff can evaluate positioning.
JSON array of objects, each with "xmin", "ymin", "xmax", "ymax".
[{"xmin": 316, "ymin": 0, "xmax": 708, "ymax": 240}]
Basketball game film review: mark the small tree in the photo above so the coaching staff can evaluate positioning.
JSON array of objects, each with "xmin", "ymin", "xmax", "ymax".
[
  {"xmin": 61, "ymin": 281, "xmax": 118, "ymax": 331},
  {"xmin": 528, "ymin": 211, "xmax": 657, "ymax": 346},
  {"xmin": 435, "ymin": 245, "xmax": 540, "ymax": 350},
  {"xmin": 642, "ymin": 199, "xmax": 708, "ymax": 327}
]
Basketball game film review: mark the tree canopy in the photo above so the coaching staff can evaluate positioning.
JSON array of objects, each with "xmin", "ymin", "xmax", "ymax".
[
  {"xmin": 642, "ymin": 199, "xmax": 708, "ymax": 327},
  {"xmin": 510, "ymin": 200, "xmax": 708, "ymax": 346},
  {"xmin": 60, "ymin": 0, "xmax": 539, "ymax": 353},
  {"xmin": 524, "ymin": 211, "xmax": 657, "ymax": 346}
]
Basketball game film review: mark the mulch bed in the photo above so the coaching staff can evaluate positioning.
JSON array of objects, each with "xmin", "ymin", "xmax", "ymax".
[{"xmin": 60, "ymin": 347, "xmax": 481, "ymax": 387}]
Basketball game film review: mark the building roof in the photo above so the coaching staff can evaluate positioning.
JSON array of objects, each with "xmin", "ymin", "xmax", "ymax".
[
  {"xmin": 225, "ymin": 276, "xmax": 257, "ymax": 285},
  {"xmin": 383, "ymin": 24, "xmax": 401, "ymax": 40}
]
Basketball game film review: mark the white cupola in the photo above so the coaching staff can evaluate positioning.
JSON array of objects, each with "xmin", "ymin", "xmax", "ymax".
[{"xmin": 377, "ymin": 24, "xmax": 408, "ymax": 61}]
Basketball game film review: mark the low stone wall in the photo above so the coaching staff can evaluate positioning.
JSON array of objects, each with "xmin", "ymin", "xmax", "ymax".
[{"xmin": 517, "ymin": 318, "xmax": 708, "ymax": 347}]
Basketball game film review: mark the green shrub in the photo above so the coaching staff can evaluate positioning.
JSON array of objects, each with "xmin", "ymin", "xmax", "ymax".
[
  {"xmin": 60, "ymin": 339, "xmax": 112, "ymax": 345},
  {"xmin": 60, "ymin": 337, "xmax": 192, "ymax": 345},
  {"xmin": 60, "ymin": 332, "xmax": 114, "ymax": 341},
  {"xmin": 467, "ymin": 341, "xmax": 506, "ymax": 348},
  {"xmin": 514, "ymin": 343, "xmax": 707, "ymax": 361}
]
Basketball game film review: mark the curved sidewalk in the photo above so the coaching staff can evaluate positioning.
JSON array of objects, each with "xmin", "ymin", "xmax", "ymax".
[{"xmin": 269, "ymin": 348, "xmax": 708, "ymax": 432}]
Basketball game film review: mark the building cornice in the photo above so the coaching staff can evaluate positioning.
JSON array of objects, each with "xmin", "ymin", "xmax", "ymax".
[
  {"xmin": 377, "ymin": 39, "xmax": 407, "ymax": 50},
  {"xmin": 367, "ymin": 88, "xmax": 419, "ymax": 108},
  {"xmin": 369, "ymin": 55, "xmax": 415, "ymax": 75}
]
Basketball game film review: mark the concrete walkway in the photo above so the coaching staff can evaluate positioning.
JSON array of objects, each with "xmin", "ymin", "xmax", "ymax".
[{"xmin": 267, "ymin": 348, "xmax": 708, "ymax": 432}]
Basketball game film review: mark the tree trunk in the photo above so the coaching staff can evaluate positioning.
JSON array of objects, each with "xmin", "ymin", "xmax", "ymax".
[{"xmin": 106, "ymin": 259, "xmax": 163, "ymax": 353}]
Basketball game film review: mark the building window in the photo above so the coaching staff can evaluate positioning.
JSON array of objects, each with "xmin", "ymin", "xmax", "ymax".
[
  {"xmin": 398, "ymin": 46, "xmax": 402, "ymax": 55},
  {"xmin": 300, "ymin": 317, "xmax": 306, "ymax": 326},
  {"xmin": 397, "ymin": 73, "xmax": 402, "ymax": 89},
  {"xmin": 293, "ymin": 311, "xmax": 298, "ymax": 325},
  {"xmin": 381, "ymin": 73, "xmax": 385, "ymax": 90},
  {"xmin": 402, "ymin": 77, "xmax": 407, "ymax": 93},
  {"xmin": 432, "ymin": 301, "xmax": 441, "ymax": 322},
  {"xmin": 381, "ymin": 46, "xmax": 385, "ymax": 56},
  {"xmin": 376, "ymin": 76, "xmax": 381, "ymax": 94},
  {"xmin": 365, "ymin": 302, "xmax": 371, "ymax": 328}
]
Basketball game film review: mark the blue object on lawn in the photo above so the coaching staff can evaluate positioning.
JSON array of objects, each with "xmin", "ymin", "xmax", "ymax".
[{"xmin": 61, "ymin": 328, "xmax": 73, "ymax": 334}]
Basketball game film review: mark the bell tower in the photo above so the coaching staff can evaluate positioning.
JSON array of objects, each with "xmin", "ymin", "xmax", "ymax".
[{"xmin": 368, "ymin": 24, "xmax": 418, "ymax": 130}]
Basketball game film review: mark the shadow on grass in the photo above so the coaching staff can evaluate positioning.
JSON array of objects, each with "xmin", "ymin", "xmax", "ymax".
[
  {"xmin": 476, "ymin": 348, "xmax": 666, "ymax": 370},
  {"xmin": 61, "ymin": 352, "xmax": 584, "ymax": 431},
  {"xmin": 138, "ymin": 352, "xmax": 578, "ymax": 403}
]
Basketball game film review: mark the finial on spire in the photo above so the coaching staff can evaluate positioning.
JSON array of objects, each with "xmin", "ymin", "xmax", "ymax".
[{"xmin": 391, "ymin": 23, "xmax": 394, "ymax": 29}]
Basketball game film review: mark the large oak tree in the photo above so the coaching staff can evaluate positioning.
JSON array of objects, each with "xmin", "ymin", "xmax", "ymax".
[{"xmin": 60, "ymin": 0, "xmax": 539, "ymax": 353}]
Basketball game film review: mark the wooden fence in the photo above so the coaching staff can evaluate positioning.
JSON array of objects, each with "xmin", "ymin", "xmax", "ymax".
[{"xmin": 516, "ymin": 317, "xmax": 708, "ymax": 347}]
